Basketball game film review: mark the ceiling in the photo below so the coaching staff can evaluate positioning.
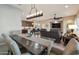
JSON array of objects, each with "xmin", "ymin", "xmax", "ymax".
[{"xmin": 11, "ymin": 4, "xmax": 79, "ymax": 21}]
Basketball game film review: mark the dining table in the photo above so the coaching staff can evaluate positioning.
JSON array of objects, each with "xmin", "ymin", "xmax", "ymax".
[{"xmin": 10, "ymin": 33, "xmax": 65, "ymax": 55}]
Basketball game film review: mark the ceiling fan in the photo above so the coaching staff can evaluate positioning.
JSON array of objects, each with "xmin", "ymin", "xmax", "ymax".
[
  {"xmin": 49, "ymin": 14, "xmax": 63, "ymax": 23},
  {"xmin": 53, "ymin": 14, "xmax": 63, "ymax": 20}
]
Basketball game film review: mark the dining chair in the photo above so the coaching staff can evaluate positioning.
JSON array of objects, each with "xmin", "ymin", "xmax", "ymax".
[
  {"xmin": 0, "ymin": 36, "xmax": 9, "ymax": 55},
  {"xmin": 1, "ymin": 33, "xmax": 31, "ymax": 55},
  {"xmin": 63, "ymin": 38, "xmax": 79, "ymax": 55},
  {"xmin": 49, "ymin": 38, "xmax": 79, "ymax": 55}
]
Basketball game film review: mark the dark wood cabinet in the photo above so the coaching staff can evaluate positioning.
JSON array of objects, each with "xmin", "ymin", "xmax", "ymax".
[{"xmin": 22, "ymin": 20, "xmax": 34, "ymax": 27}]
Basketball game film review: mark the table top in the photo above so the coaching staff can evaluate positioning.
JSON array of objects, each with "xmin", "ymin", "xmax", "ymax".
[{"xmin": 18, "ymin": 34, "xmax": 52, "ymax": 47}]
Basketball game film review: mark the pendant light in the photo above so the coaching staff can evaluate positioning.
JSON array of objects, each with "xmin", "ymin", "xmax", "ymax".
[{"xmin": 26, "ymin": 4, "xmax": 43, "ymax": 19}]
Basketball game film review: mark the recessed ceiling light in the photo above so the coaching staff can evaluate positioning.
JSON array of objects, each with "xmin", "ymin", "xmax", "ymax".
[{"xmin": 64, "ymin": 5, "xmax": 69, "ymax": 8}]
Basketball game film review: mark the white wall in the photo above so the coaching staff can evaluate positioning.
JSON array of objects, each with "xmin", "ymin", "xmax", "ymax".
[{"xmin": 0, "ymin": 5, "xmax": 22, "ymax": 34}]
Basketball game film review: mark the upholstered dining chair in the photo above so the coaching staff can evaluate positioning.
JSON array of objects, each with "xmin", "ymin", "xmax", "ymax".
[
  {"xmin": 63, "ymin": 38, "xmax": 79, "ymax": 55},
  {"xmin": 0, "ymin": 36, "xmax": 9, "ymax": 55},
  {"xmin": 1, "ymin": 33, "xmax": 31, "ymax": 55},
  {"xmin": 2, "ymin": 33, "xmax": 21, "ymax": 55},
  {"xmin": 50, "ymin": 38, "xmax": 79, "ymax": 55}
]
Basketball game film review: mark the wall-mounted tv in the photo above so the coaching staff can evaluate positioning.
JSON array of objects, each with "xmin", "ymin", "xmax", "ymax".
[{"xmin": 52, "ymin": 23, "xmax": 61, "ymax": 28}]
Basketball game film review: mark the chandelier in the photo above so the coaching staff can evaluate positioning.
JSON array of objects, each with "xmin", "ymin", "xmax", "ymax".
[{"xmin": 26, "ymin": 4, "xmax": 43, "ymax": 19}]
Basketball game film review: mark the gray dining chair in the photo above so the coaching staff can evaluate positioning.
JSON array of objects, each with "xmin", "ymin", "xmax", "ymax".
[
  {"xmin": 0, "ymin": 36, "xmax": 9, "ymax": 55},
  {"xmin": 50, "ymin": 38, "xmax": 79, "ymax": 55},
  {"xmin": 2, "ymin": 33, "xmax": 21, "ymax": 55},
  {"xmin": 0, "ymin": 35, "xmax": 9, "ymax": 55},
  {"xmin": 1, "ymin": 33, "xmax": 31, "ymax": 55},
  {"xmin": 63, "ymin": 38, "xmax": 79, "ymax": 55}
]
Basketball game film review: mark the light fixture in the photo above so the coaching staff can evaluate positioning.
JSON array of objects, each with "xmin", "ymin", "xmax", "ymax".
[
  {"xmin": 26, "ymin": 4, "xmax": 43, "ymax": 19},
  {"xmin": 51, "ymin": 14, "xmax": 62, "ymax": 23},
  {"xmin": 26, "ymin": 11, "xmax": 43, "ymax": 19},
  {"xmin": 54, "ymin": 20, "xmax": 58, "ymax": 23}
]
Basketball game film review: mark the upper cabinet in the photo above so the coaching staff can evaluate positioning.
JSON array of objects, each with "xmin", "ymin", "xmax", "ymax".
[{"xmin": 22, "ymin": 20, "xmax": 34, "ymax": 27}]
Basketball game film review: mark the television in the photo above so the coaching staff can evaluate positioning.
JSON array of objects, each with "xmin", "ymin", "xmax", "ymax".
[{"xmin": 52, "ymin": 23, "xmax": 61, "ymax": 28}]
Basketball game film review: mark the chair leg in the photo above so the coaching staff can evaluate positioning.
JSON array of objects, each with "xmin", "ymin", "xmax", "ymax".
[
  {"xmin": 8, "ymin": 48, "xmax": 13, "ymax": 55},
  {"xmin": 47, "ymin": 41, "xmax": 54, "ymax": 55}
]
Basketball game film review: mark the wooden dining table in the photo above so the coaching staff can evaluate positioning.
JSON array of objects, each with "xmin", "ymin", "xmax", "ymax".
[{"xmin": 10, "ymin": 33, "xmax": 65, "ymax": 55}]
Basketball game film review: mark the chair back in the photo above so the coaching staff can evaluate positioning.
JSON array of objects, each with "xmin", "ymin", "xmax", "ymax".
[
  {"xmin": 63, "ymin": 38, "xmax": 79, "ymax": 55},
  {"xmin": 0, "ymin": 36, "xmax": 9, "ymax": 55},
  {"xmin": 2, "ymin": 33, "xmax": 21, "ymax": 55}
]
